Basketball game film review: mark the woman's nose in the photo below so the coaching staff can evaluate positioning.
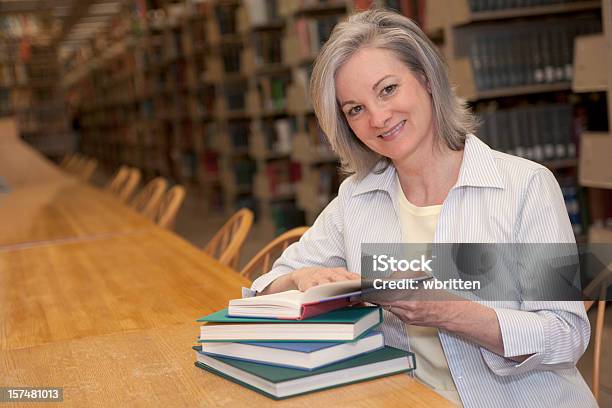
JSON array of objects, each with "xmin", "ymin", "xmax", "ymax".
[{"xmin": 369, "ymin": 105, "xmax": 392, "ymax": 129}]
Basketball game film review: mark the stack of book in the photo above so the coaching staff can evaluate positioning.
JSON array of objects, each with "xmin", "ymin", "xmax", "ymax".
[{"xmin": 194, "ymin": 281, "xmax": 415, "ymax": 399}]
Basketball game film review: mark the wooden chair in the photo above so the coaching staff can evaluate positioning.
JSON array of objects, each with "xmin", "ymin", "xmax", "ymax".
[
  {"xmin": 117, "ymin": 168, "xmax": 141, "ymax": 203},
  {"xmin": 80, "ymin": 158, "xmax": 98, "ymax": 181},
  {"xmin": 60, "ymin": 154, "xmax": 74, "ymax": 169},
  {"xmin": 584, "ymin": 300, "xmax": 606, "ymax": 403},
  {"xmin": 64, "ymin": 154, "xmax": 83, "ymax": 173},
  {"xmin": 105, "ymin": 166, "xmax": 130, "ymax": 195},
  {"xmin": 155, "ymin": 185, "xmax": 186, "ymax": 230},
  {"xmin": 130, "ymin": 177, "xmax": 167, "ymax": 220},
  {"xmin": 203, "ymin": 208, "xmax": 254, "ymax": 270},
  {"xmin": 240, "ymin": 226, "xmax": 309, "ymax": 281},
  {"xmin": 583, "ymin": 266, "xmax": 610, "ymax": 404}
]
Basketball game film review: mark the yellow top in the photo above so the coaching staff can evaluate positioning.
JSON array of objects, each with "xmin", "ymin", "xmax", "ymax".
[{"xmin": 396, "ymin": 175, "xmax": 462, "ymax": 407}]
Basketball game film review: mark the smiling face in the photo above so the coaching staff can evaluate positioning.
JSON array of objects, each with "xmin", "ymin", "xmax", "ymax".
[{"xmin": 335, "ymin": 47, "xmax": 436, "ymax": 166}]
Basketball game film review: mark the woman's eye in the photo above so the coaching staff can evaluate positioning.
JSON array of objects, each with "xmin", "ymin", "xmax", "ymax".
[
  {"xmin": 348, "ymin": 106, "xmax": 362, "ymax": 116},
  {"xmin": 381, "ymin": 84, "xmax": 397, "ymax": 96}
]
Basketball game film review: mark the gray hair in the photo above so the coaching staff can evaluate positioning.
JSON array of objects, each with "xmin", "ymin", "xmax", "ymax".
[{"xmin": 310, "ymin": 9, "xmax": 477, "ymax": 178}]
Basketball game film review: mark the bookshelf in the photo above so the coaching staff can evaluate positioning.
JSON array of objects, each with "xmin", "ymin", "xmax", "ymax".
[
  {"xmin": 61, "ymin": 0, "xmax": 609, "ymax": 236},
  {"xmin": 279, "ymin": 0, "xmax": 351, "ymax": 225},
  {"xmin": 442, "ymin": 0, "xmax": 601, "ymax": 25},
  {"xmin": 573, "ymin": 0, "xmax": 612, "ymax": 235},
  {"xmin": 246, "ymin": 0, "xmax": 304, "ymax": 233},
  {"xmin": 425, "ymin": 0, "xmax": 607, "ymax": 238},
  {"xmin": 207, "ymin": 0, "xmax": 257, "ymax": 216},
  {"xmin": 1, "ymin": 13, "xmax": 72, "ymax": 158},
  {"xmin": 64, "ymin": 1, "xmax": 224, "ymax": 204}
]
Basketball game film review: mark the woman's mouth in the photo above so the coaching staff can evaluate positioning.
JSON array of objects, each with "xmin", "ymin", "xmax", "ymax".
[{"xmin": 378, "ymin": 120, "xmax": 406, "ymax": 140}]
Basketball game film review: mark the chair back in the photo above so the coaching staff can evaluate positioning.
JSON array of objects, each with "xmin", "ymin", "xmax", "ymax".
[
  {"xmin": 117, "ymin": 168, "xmax": 141, "ymax": 203},
  {"xmin": 240, "ymin": 226, "xmax": 308, "ymax": 280},
  {"xmin": 80, "ymin": 158, "xmax": 97, "ymax": 181},
  {"xmin": 583, "ymin": 254, "xmax": 611, "ymax": 404},
  {"xmin": 105, "ymin": 166, "xmax": 130, "ymax": 194},
  {"xmin": 64, "ymin": 154, "xmax": 83, "ymax": 173},
  {"xmin": 60, "ymin": 154, "xmax": 74, "ymax": 169},
  {"xmin": 130, "ymin": 177, "xmax": 168, "ymax": 220},
  {"xmin": 203, "ymin": 208, "xmax": 254, "ymax": 270},
  {"xmin": 155, "ymin": 185, "xmax": 186, "ymax": 230},
  {"xmin": 584, "ymin": 295, "xmax": 608, "ymax": 403}
]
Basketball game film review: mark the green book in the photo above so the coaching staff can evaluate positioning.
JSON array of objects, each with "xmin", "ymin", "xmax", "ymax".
[
  {"xmin": 194, "ymin": 346, "xmax": 415, "ymax": 400},
  {"xmin": 197, "ymin": 307, "xmax": 382, "ymax": 342}
]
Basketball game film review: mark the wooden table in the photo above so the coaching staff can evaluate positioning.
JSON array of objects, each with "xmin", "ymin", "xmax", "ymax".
[
  {"xmin": 0, "ymin": 139, "xmax": 66, "ymax": 188},
  {"xmin": 1, "ymin": 324, "xmax": 453, "ymax": 407},
  {"xmin": 0, "ymin": 227, "xmax": 453, "ymax": 407},
  {"xmin": 0, "ymin": 137, "xmax": 454, "ymax": 407},
  {"xmin": 0, "ymin": 182, "xmax": 152, "ymax": 250}
]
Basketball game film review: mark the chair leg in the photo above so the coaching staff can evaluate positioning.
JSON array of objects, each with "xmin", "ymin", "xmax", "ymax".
[{"xmin": 592, "ymin": 300, "xmax": 606, "ymax": 403}]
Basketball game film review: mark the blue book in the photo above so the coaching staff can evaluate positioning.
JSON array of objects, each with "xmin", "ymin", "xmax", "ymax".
[{"xmin": 196, "ymin": 331, "xmax": 384, "ymax": 371}]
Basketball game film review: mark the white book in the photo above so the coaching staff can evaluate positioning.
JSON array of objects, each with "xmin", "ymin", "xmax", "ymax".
[
  {"xmin": 228, "ymin": 280, "xmax": 362, "ymax": 319},
  {"xmin": 198, "ymin": 331, "xmax": 384, "ymax": 371}
]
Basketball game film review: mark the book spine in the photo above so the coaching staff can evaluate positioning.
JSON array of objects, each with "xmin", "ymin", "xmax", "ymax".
[{"xmin": 299, "ymin": 297, "xmax": 359, "ymax": 320}]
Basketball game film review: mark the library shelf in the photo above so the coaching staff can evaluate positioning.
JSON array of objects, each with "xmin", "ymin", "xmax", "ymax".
[
  {"xmin": 572, "ymin": 34, "xmax": 608, "ymax": 93},
  {"xmin": 542, "ymin": 158, "xmax": 579, "ymax": 170},
  {"xmin": 471, "ymin": 82, "xmax": 573, "ymax": 101},
  {"xmin": 465, "ymin": 0, "xmax": 601, "ymax": 24}
]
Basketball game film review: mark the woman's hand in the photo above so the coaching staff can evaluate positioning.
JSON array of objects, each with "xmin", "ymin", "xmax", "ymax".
[
  {"xmin": 379, "ymin": 298, "xmax": 513, "ymax": 359},
  {"xmin": 291, "ymin": 267, "xmax": 361, "ymax": 291},
  {"xmin": 259, "ymin": 267, "xmax": 360, "ymax": 295},
  {"xmin": 379, "ymin": 300, "xmax": 456, "ymax": 328}
]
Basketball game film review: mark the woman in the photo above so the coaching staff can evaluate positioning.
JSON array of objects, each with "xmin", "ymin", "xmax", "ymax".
[{"xmin": 247, "ymin": 9, "xmax": 595, "ymax": 408}]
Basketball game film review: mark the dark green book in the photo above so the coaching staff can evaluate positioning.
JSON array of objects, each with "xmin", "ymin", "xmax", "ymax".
[
  {"xmin": 198, "ymin": 307, "xmax": 382, "ymax": 342},
  {"xmin": 194, "ymin": 346, "xmax": 415, "ymax": 400}
]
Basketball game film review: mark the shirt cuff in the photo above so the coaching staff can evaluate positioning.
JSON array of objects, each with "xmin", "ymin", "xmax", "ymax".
[
  {"xmin": 241, "ymin": 287, "xmax": 256, "ymax": 298},
  {"xmin": 250, "ymin": 267, "xmax": 293, "ymax": 295},
  {"xmin": 481, "ymin": 308, "xmax": 547, "ymax": 376}
]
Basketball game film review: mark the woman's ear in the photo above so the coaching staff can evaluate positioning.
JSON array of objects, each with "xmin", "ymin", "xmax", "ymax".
[{"xmin": 418, "ymin": 72, "xmax": 432, "ymax": 94}]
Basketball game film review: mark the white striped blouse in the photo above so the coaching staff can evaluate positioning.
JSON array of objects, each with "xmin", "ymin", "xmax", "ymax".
[{"xmin": 249, "ymin": 135, "xmax": 597, "ymax": 408}]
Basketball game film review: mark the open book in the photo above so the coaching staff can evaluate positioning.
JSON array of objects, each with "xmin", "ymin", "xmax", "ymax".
[{"xmin": 229, "ymin": 280, "xmax": 362, "ymax": 319}]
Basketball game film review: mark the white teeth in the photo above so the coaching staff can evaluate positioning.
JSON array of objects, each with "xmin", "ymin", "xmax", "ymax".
[{"xmin": 380, "ymin": 121, "xmax": 405, "ymax": 138}]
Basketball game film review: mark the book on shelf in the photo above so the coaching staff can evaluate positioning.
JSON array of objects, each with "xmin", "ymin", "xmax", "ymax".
[
  {"xmin": 233, "ymin": 159, "xmax": 256, "ymax": 186},
  {"xmin": 468, "ymin": 0, "xmax": 593, "ymax": 13},
  {"xmin": 222, "ymin": 44, "xmax": 242, "ymax": 73},
  {"xmin": 197, "ymin": 330, "xmax": 385, "ymax": 371},
  {"xmin": 476, "ymin": 103, "xmax": 575, "ymax": 163},
  {"xmin": 194, "ymin": 345, "xmax": 414, "ymax": 399},
  {"xmin": 198, "ymin": 306, "xmax": 381, "ymax": 342},
  {"xmin": 214, "ymin": 3, "xmax": 240, "ymax": 35},
  {"xmin": 263, "ymin": 158, "xmax": 301, "ymax": 193},
  {"xmin": 294, "ymin": 14, "xmax": 344, "ymax": 58},
  {"xmin": 458, "ymin": 16, "xmax": 601, "ymax": 91},
  {"xmin": 273, "ymin": 118, "xmax": 294, "ymax": 153},
  {"xmin": 245, "ymin": 0, "xmax": 279, "ymax": 26},
  {"xmin": 559, "ymin": 177, "xmax": 584, "ymax": 235},
  {"xmin": 270, "ymin": 202, "xmax": 306, "ymax": 233},
  {"xmin": 257, "ymin": 76, "xmax": 289, "ymax": 111},
  {"xmin": 228, "ymin": 279, "xmax": 362, "ymax": 319},
  {"xmin": 253, "ymin": 30, "xmax": 283, "ymax": 66}
]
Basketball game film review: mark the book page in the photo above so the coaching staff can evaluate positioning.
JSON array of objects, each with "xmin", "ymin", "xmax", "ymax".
[{"xmin": 301, "ymin": 280, "xmax": 361, "ymax": 303}]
